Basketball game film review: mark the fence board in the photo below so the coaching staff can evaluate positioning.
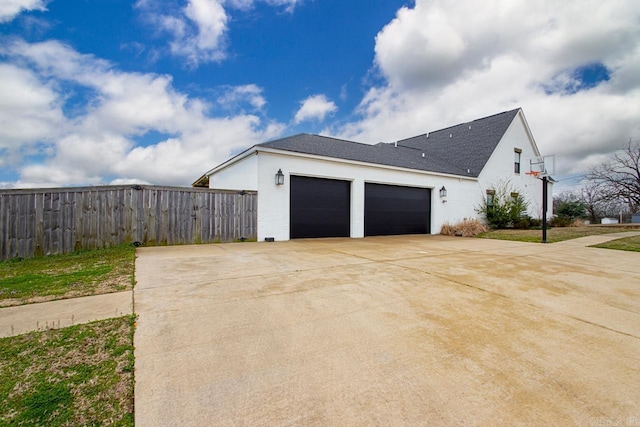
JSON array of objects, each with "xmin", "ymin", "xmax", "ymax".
[
  {"xmin": 143, "ymin": 188, "xmax": 152, "ymax": 244},
  {"xmin": 23, "ymin": 194, "xmax": 35, "ymax": 258},
  {"xmin": 118, "ymin": 190, "xmax": 125, "ymax": 244},
  {"xmin": 0, "ymin": 195, "xmax": 5, "ymax": 260},
  {"xmin": 10, "ymin": 196, "xmax": 17, "ymax": 258},
  {"xmin": 63, "ymin": 192, "xmax": 74, "ymax": 253},
  {"xmin": 0, "ymin": 185, "xmax": 257, "ymax": 260}
]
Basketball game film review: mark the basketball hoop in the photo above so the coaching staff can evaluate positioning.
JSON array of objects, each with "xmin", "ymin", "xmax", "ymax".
[{"xmin": 525, "ymin": 154, "xmax": 556, "ymax": 244}]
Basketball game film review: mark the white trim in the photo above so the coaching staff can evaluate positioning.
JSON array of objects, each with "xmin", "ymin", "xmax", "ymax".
[
  {"xmin": 515, "ymin": 109, "xmax": 542, "ymax": 157},
  {"xmin": 364, "ymin": 179, "xmax": 434, "ymax": 190},
  {"xmin": 205, "ymin": 146, "xmax": 258, "ymax": 176},
  {"xmin": 290, "ymin": 172, "xmax": 355, "ymax": 182}
]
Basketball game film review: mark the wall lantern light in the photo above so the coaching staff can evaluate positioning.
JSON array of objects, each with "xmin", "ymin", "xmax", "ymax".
[
  {"xmin": 439, "ymin": 186, "xmax": 447, "ymax": 198},
  {"xmin": 275, "ymin": 169, "xmax": 285, "ymax": 185}
]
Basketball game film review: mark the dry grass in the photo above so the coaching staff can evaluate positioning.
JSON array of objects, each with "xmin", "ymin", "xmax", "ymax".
[
  {"xmin": 479, "ymin": 224, "xmax": 640, "ymax": 243},
  {"xmin": 441, "ymin": 219, "xmax": 488, "ymax": 237}
]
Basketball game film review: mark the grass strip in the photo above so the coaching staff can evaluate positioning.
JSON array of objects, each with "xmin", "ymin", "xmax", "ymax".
[
  {"xmin": 477, "ymin": 226, "xmax": 638, "ymax": 243},
  {"xmin": 0, "ymin": 245, "xmax": 136, "ymax": 307},
  {"xmin": 590, "ymin": 235, "xmax": 640, "ymax": 252},
  {"xmin": 0, "ymin": 315, "xmax": 135, "ymax": 426}
]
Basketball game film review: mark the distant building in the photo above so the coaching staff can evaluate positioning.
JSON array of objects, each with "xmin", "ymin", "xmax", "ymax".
[
  {"xmin": 632, "ymin": 212, "xmax": 640, "ymax": 224},
  {"xmin": 601, "ymin": 217, "xmax": 619, "ymax": 224}
]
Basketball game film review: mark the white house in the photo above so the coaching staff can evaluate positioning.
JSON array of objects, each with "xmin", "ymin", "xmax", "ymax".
[{"xmin": 194, "ymin": 108, "xmax": 553, "ymax": 241}]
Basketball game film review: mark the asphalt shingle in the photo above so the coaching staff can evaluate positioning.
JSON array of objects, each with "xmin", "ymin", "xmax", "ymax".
[{"xmin": 257, "ymin": 108, "xmax": 520, "ymax": 177}]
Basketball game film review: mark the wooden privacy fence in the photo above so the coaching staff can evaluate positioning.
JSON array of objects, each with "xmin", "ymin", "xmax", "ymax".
[{"xmin": 0, "ymin": 185, "xmax": 257, "ymax": 260}]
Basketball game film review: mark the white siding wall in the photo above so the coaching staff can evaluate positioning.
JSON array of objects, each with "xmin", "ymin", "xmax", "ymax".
[
  {"xmin": 209, "ymin": 153, "xmax": 259, "ymax": 191},
  {"xmin": 478, "ymin": 113, "xmax": 551, "ymax": 219},
  {"xmin": 207, "ymin": 111, "xmax": 551, "ymax": 240},
  {"xmin": 256, "ymin": 152, "xmax": 480, "ymax": 241}
]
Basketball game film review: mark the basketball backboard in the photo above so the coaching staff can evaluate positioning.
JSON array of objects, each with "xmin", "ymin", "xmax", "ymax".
[{"xmin": 528, "ymin": 155, "xmax": 555, "ymax": 177}]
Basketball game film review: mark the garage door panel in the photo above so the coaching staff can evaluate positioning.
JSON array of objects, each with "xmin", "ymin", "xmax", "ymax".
[
  {"xmin": 290, "ymin": 176, "xmax": 350, "ymax": 239},
  {"xmin": 365, "ymin": 183, "xmax": 430, "ymax": 236}
]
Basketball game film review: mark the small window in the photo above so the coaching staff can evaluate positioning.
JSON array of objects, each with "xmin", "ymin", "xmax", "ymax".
[
  {"xmin": 511, "ymin": 192, "xmax": 519, "ymax": 203},
  {"xmin": 514, "ymin": 149, "xmax": 522, "ymax": 174},
  {"xmin": 486, "ymin": 190, "xmax": 495, "ymax": 207}
]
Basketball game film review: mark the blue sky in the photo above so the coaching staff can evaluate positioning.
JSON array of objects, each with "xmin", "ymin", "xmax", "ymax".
[
  {"xmin": 9, "ymin": 0, "xmax": 405, "ymax": 123},
  {"xmin": 1, "ymin": 0, "xmax": 639, "ymax": 189}
]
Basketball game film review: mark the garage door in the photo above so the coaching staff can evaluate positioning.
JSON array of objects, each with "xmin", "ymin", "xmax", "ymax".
[
  {"xmin": 290, "ymin": 176, "xmax": 351, "ymax": 239},
  {"xmin": 365, "ymin": 183, "xmax": 431, "ymax": 236}
]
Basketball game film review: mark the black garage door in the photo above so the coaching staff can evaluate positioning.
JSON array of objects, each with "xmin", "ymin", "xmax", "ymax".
[
  {"xmin": 290, "ymin": 176, "xmax": 351, "ymax": 238},
  {"xmin": 365, "ymin": 183, "xmax": 431, "ymax": 236}
]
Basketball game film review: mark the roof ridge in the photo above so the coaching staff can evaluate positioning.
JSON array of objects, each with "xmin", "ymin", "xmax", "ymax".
[
  {"xmin": 397, "ymin": 108, "xmax": 520, "ymax": 143},
  {"xmin": 312, "ymin": 133, "xmax": 373, "ymax": 146},
  {"xmin": 258, "ymin": 133, "xmax": 372, "ymax": 148}
]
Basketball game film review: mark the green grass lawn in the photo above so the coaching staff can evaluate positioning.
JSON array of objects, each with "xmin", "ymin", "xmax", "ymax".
[
  {"xmin": 591, "ymin": 235, "xmax": 640, "ymax": 252},
  {"xmin": 0, "ymin": 245, "xmax": 136, "ymax": 307},
  {"xmin": 0, "ymin": 316, "xmax": 135, "ymax": 426},
  {"xmin": 478, "ymin": 225, "xmax": 640, "ymax": 243}
]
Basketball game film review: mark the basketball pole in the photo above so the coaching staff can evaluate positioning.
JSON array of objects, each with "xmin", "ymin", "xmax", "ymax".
[{"xmin": 542, "ymin": 176, "xmax": 548, "ymax": 243}]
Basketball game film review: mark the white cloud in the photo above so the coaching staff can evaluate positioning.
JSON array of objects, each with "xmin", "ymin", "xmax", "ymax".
[
  {"xmin": 0, "ymin": 0, "xmax": 46, "ymax": 23},
  {"xmin": 136, "ymin": 0, "xmax": 302, "ymax": 66},
  {"xmin": 110, "ymin": 177, "xmax": 153, "ymax": 185},
  {"xmin": 339, "ymin": 84, "xmax": 348, "ymax": 102},
  {"xmin": 217, "ymin": 84, "xmax": 266, "ymax": 111},
  {"xmin": 182, "ymin": 0, "xmax": 227, "ymax": 52},
  {"xmin": 261, "ymin": 0, "xmax": 301, "ymax": 13},
  {"xmin": 0, "ymin": 63, "xmax": 64, "ymax": 169},
  {"xmin": 136, "ymin": 0, "xmax": 228, "ymax": 66},
  {"xmin": 111, "ymin": 115, "xmax": 284, "ymax": 184},
  {"xmin": 227, "ymin": 0, "xmax": 301, "ymax": 13},
  {"xmin": 294, "ymin": 94, "xmax": 337, "ymax": 124},
  {"xmin": 332, "ymin": 0, "xmax": 640, "ymax": 186},
  {"xmin": 0, "ymin": 39, "xmax": 285, "ymax": 187}
]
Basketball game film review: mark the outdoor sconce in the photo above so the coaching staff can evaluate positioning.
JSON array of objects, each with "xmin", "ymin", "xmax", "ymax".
[
  {"xmin": 275, "ymin": 169, "xmax": 285, "ymax": 185},
  {"xmin": 439, "ymin": 186, "xmax": 447, "ymax": 203}
]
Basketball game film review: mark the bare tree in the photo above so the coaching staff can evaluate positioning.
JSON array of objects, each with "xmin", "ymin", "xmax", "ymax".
[
  {"xmin": 587, "ymin": 139, "xmax": 640, "ymax": 214},
  {"xmin": 580, "ymin": 181, "xmax": 607, "ymax": 223}
]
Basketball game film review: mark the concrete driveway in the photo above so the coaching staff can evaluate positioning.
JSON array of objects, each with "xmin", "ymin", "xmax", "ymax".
[{"xmin": 134, "ymin": 234, "xmax": 640, "ymax": 426}]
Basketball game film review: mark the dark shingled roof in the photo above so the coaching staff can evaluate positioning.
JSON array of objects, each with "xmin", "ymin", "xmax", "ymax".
[{"xmin": 257, "ymin": 108, "xmax": 521, "ymax": 178}]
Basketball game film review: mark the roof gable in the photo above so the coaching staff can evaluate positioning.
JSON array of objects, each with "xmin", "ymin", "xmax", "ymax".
[
  {"xmin": 394, "ymin": 109, "xmax": 520, "ymax": 176},
  {"xmin": 204, "ymin": 108, "xmax": 525, "ymax": 180},
  {"xmin": 257, "ymin": 134, "xmax": 471, "ymax": 176}
]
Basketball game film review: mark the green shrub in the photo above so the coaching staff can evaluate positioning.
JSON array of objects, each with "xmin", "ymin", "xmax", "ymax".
[
  {"xmin": 512, "ymin": 216, "xmax": 532, "ymax": 229},
  {"xmin": 549, "ymin": 216, "xmax": 572, "ymax": 227},
  {"xmin": 529, "ymin": 218, "xmax": 542, "ymax": 227},
  {"xmin": 556, "ymin": 200, "xmax": 587, "ymax": 221},
  {"xmin": 476, "ymin": 180, "xmax": 530, "ymax": 229}
]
